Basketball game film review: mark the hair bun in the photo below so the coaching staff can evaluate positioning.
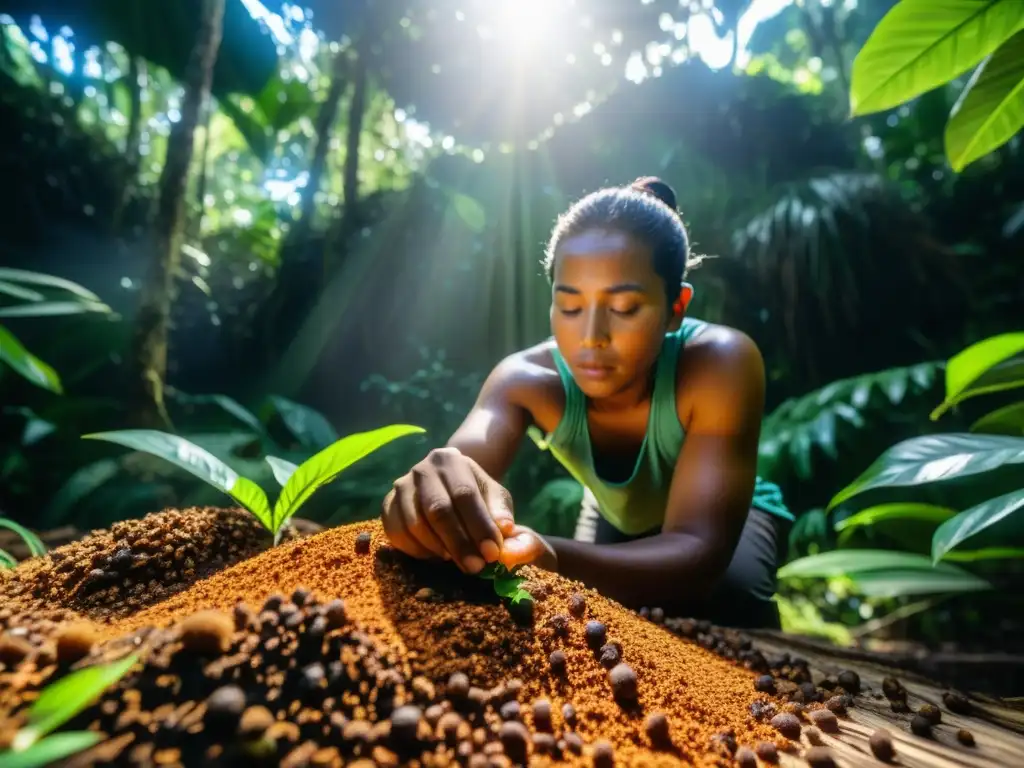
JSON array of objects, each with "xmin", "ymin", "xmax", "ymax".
[{"xmin": 631, "ymin": 176, "xmax": 677, "ymax": 211}]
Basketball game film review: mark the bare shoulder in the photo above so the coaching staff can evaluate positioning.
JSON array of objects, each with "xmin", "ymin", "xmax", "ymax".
[
  {"xmin": 482, "ymin": 340, "xmax": 566, "ymax": 431},
  {"xmin": 677, "ymin": 322, "xmax": 765, "ymax": 430}
]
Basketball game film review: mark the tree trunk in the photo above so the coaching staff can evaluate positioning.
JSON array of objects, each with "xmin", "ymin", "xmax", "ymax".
[
  {"xmin": 127, "ymin": 0, "xmax": 225, "ymax": 429},
  {"xmin": 112, "ymin": 56, "xmax": 145, "ymax": 235},
  {"xmin": 292, "ymin": 49, "xmax": 348, "ymax": 250}
]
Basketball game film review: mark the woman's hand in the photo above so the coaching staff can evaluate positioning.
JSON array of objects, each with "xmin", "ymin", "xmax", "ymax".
[
  {"xmin": 500, "ymin": 524, "xmax": 558, "ymax": 571},
  {"xmin": 381, "ymin": 447, "xmax": 516, "ymax": 574}
]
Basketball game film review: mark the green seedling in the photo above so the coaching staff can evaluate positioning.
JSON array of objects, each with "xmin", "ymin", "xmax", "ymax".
[
  {"xmin": 0, "ymin": 517, "xmax": 47, "ymax": 569},
  {"xmin": 84, "ymin": 424, "xmax": 425, "ymax": 544},
  {"xmin": 478, "ymin": 562, "xmax": 532, "ymax": 604},
  {"xmin": 1, "ymin": 653, "xmax": 138, "ymax": 767}
]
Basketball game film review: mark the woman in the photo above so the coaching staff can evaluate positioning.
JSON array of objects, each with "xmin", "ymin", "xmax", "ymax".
[{"xmin": 381, "ymin": 177, "xmax": 793, "ymax": 629}]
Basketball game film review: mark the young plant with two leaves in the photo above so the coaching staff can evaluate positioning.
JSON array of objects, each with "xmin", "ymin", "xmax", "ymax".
[
  {"xmin": 779, "ymin": 332, "xmax": 1024, "ymax": 602},
  {"xmin": 84, "ymin": 424, "xmax": 426, "ymax": 544}
]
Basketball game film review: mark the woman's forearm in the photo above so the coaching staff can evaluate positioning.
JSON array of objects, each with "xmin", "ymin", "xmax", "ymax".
[{"xmin": 544, "ymin": 531, "xmax": 722, "ymax": 609}]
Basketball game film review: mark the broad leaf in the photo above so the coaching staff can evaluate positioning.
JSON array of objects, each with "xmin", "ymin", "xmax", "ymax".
[
  {"xmin": 0, "ymin": 548, "xmax": 16, "ymax": 568},
  {"xmin": 0, "ymin": 324, "xmax": 62, "ymax": 393},
  {"xmin": 13, "ymin": 653, "xmax": 137, "ymax": 750},
  {"xmin": 835, "ymin": 502, "xmax": 955, "ymax": 547},
  {"xmin": 83, "ymin": 431, "xmax": 272, "ymax": 530},
  {"xmin": 848, "ymin": 568, "xmax": 991, "ymax": 597},
  {"xmin": 0, "ymin": 268, "xmax": 101, "ymax": 302},
  {"xmin": 945, "ymin": 29, "xmax": 1024, "ymax": 171},
  {"xmin": 944, "ymin": 547, "xmax": 1024, "ymax": 562},
  {"xmin": 0, "ymin": 517, "xmax": 46, "ymax": 557},
  {"xmin": 933, "ymin": 333, "xmax": 1024, "ymax": 418},
  {"xmin": 828, "ymin": 433, "xmax": 1024, "ymax": 510},
  {"xmin": 171, "ymin": 392, "xmax": 266, "ymax": 436},
  {"xmin": 272, "ymin": 425, "xmax": 425, "ymax": 533},
  {"xmin": 850, "ymin": 0, "xmax": 1024, "ymax": 116},
  {"xmin": 932, "ymin": 489, "xmax": 1024, "ymax": 562},
  {"xmin": 266, "ymin": 455, "xmax": 299, "ymax": 487},
  {"xmin": 778, "ymin": 548, "xmax": 981, "ymax": 579},
  {"xmin": 270, "ymin": 396, "xmax": 340, "ymax": 450},
  {"xmin": 0, "ymin": 301, "xmax": 112, "ymax": 318},
  {"xmin": 971, "ymin": 401, "xmax": 1024, "ymax": 435},
  {"xmin": 0, "ymin": 732, "xmax": 101, "ymax": 768},
  {"xmin": 0, "ymin": 280, "xmax": 43, "ymax": 302}
]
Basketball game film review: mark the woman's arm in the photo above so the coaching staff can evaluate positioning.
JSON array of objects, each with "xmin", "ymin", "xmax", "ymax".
[{"xmin": 542, "ymin": 329, "xmax": 766, "ymax": 609}]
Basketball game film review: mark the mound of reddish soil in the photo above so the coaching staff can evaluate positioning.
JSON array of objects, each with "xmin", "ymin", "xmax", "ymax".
[{"xmin": 0, "ymin": 508, "xmax": 809, "ymax": 767}]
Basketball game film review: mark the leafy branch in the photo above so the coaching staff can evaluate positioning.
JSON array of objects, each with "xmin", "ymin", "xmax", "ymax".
[{"xmin": 478, "ymin": 562, "xmax": 532, "ymax": 604}]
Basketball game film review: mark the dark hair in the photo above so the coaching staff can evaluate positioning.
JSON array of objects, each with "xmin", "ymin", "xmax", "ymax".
[{"xmin": 542, "ymin": 176, "xmax": 699, "ymax": 306}]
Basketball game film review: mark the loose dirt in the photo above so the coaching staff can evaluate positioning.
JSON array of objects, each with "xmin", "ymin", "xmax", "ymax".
[{"xmin": 0, "ymin": 508, "xmax": 852, "ymax": 766}]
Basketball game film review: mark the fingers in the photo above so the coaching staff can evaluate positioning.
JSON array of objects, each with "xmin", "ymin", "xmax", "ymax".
[
  {"xmin": 394, "ymin": 478, "xmax": 449, "ymax": 560},
  {"xmin": 440, "ymin": 458, "xmax": 507, "ymax": 565},
  {"xmin": 414, "ymin": 463, "xmax": 483, "ymax": 574},
  {"xmin": 381, "ymin": 487, "xmax": 433, "ymax": 560},
  {"xmin": 498, "ymin": 526, "xmax": 542, "ymax": 569},
  {"xmin": 471, "ymin": 460, "xmax": 516, "ymax": 541}
]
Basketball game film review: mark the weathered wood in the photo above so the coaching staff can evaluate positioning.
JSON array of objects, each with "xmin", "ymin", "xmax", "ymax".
[{"xmin": 750, "ymin": 631, "xmax": 1024, "ymax": 767}]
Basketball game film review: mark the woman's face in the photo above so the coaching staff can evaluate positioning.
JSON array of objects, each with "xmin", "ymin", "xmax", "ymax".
[{"xmin": 550, "ymin": 228, "xmax": 672, "ymax": 401}]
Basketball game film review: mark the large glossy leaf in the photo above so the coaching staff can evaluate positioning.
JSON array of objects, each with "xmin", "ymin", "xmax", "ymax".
[
  {"xmin": 82, "ymin": 430, "xmax": 272, "ymax": 530},
  {"xmin": 0, "ymin": 280, "xmax": 44, "ymax": 302},
  {"xmin": 972, "ymin": 401, "xmax": 1024, "ymax": 435},
  {"xmin": 270, "ymin": 396, "xmax": 340, "ymax": 450},
  {"xmin": 0, "ymin": 268, "xmax": 101, "ymax": 302},
  {"xmin": 778, "ymin": 548, "xmax": 982, "ymax": 580},
  {"xmin": 932, "ymin": 488, "xmax": 1024, "ymax": 561},
  {"xmin": 272, "ymin": 425, "xmax": 425, "ymax": 535},
  {"xmin": 829, "ymin": 433, "xmax": 1024, "ymax": 510},
  {"xmin": 0, "ymin": 517, "xmax": 46, "ymax": 557},
  {"xmin": 945, "ymin": 29, "xmax": 1024, "ymax": 171},
  {"xmin": 0, "ymin": 301, "xmax": 112, "ymax": 318},
  {"xmin": 850, "ymin": 0, "xmax": 1024, "ymax": 116},
  {"xmin": 170, "ymin": 392, "xmax": 266, "ymax": 436},
  {"xmin": 0, "ymin": 324, "xmax": 62, "ymax": 393},
  {"xmin": 933, "ymin": 333, "xmax": 1024, "ymax": 418},
  {"xmin": 265, "ymin": 455, "xmax": 298, "ymax": 487},
  {"xmin": 848, "ymin": 568, "xmax": 991, "ymax": 597},
  {"xmin": 13, "ymin": 653, "xmax": 137, "ymax": 750},
  {"xmin": 0, "ymin": 732, "xmax": 101, "ymax": 768},
  {"xmin": 835, "ymin": 502, "xmax": 955, "ymax": 541}
]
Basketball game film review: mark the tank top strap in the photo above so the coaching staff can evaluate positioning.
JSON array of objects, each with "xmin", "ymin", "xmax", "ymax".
[{"xmin": 550, "ymin": 346, "xmax": 587, "ymax": 443}]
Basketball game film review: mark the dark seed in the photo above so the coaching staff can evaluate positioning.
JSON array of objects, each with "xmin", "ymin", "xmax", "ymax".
[
  {"xmin": 711, "ymin": 730, "xmax": 737, "ymax": 756},
  {"xmin": 262, "ymin": 593, "xmax": 284, "ymax": 613},
  {"xmin": 532, "ymin": 699, "xmax": 552, "ymax": 732},
  {"xmin": 801, "ymin": 682, "xmax": 821, "ymax": 702},
  {"xmin": 755, "ymin": 675, "xmax": 776, "ymax": 694},
  {"xmin": 291, "ymin": 586, "xmax": 311, "ymax": 606},
  {"xmin": 825, "ymin": 695, "xmax": 847, "ymax": 715},
  {"xmin": 592, "ymin": 740, "xmax": 615, "ymax": 768},
  {"xmin": 770, "ymin": 712, "xmax": 801, "ymax": 739},
  {"xmin": 891, "ymin": 700, "xmax": 910, "ymax": 713},
  {"xmin": 869, "ymin": 729, "xmax": 895, "ymax": 762},
  {"xmin": 599, "ymin": 643, "xmax": 621, "ymax": 669},
  {"xmin": 563, "ymin": 732, "xmax": 583, "ymax": 754},
  {"xmin": 499, "ymin": 701, "xmax": 520, "ymax": 721},
  {"xmin": 806, "ymin": 746, "xmax": 836, "ymax": 767},
  {"xmin": 205, "ymin": 685, "xmax": 246, "ymax": 732},
  {"xmin": 549, "ymin": 650, "xmax": 567, "ymax": 676},
  {"xmin": 355, "ymin": 531, "xmax": 372, "ymax": 554},
  {"xmin": 548, "ymin": 614, "xmax": 569, "ymax": 637},
  {"xmin": 499, "ymin": 721, "xmax": 529, "ymax": 764},
  {"xmin": 650, "ymin": 607, "xmax": 665, "ymax": 624},
  {"xmin": 561, "ymin": 702, "xmax": 577, "ymax": 727},
  {"xmin": 910, "ymin": 714, "xmax": 932, "ymax": 738},
  {"xmin": 957, "ymin": 728, "xmax": 975, "ymax": 747},
  {"xmin": 608, "ymin": 663, "xmax": 637, "ymax": 701},
  {"xmin": 585, "ymin": 621, "xmax": 607, "ymax": 650},
  {"xmin": 809, "ymin": 708, "xmax": 839, "ymax": 733},
  {"xmin": 645, "ymin": 712, "xmax": 671, "ymax": 748},
  {"xmin": 568, "ymin": 593, "xmax": 586, "ymax": 617},
  {"xmin": 943, "ymin": 691, "xmax": 971, "ymax": 714},
  {"xmin": 837, "ymin": 670, "xmax": 860, "ymax": 694},
  {"xmin": 806, "ymin": 726, "xmax": 824, "ymax": 746},
  {"xmin": 532, "ymin": 732, "xmax": 556, "ymax": 755},
  {"xmin": 736, "ymin": 746, "xmax": 757, "ymax": 768},
  {"xmin": 447, "ymin": 672, "xmax": 470, "ymax": 699},
  {"xmin": 882, "ymin": 677, "xmax": 906, "ymax": 701},
  {"xmin": 918, "ymin": 703, "xmax": 941, "ymax": 724},
  {"xmin": 390, "ymin": 705, "xmax": 422, "ymax": 745},
  {"xmin": 755, "ymin": 741, "xmax": 778, "ymax": 763}
]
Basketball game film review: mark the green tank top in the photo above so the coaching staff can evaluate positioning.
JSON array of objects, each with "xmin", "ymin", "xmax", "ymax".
[{"xmin": 529, "ymin": 318, "xmax": 793, "ymax": 535}]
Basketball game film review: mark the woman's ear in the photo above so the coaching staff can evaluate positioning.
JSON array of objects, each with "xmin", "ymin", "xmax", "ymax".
[{"xmin": 667, "ymin": 282, "xmax": 694, "ymax": 330}]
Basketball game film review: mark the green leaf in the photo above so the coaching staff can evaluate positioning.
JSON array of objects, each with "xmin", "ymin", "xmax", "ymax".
[
  {"xmin": 945, "ymin": 29, "xmax": 1024, "ymax": 171},
  {"xmin": 944, "ymin": 547, "xmax": 1024, "ymax": 562},
  {"xmin": 0, "ymin": 301, "xmax": 112, "ymax": 318},
  {"xmin": 493, "ymin": 575, "xmax": 526, "ymax": 598},
  {"xmin": 270, "ymin": 396, "xmax": 340, "ymax": 450},
  {"xmin": 0, "ymin": 548, "xmax": 16, "ymax": 568},
  {"xmin": 932, "ymin": 488, "xmax": 1024, "ymax": 562},
  {"xmin": 0, "ymin": 324, "xmax": 62, "ymax": 393},
  {"xmin": 850, "ymin": 0, "xmax": 1024, "ymax": 116},
  {"xmin": 0, "ymin": 268, "xmax": 102, "ymax": 302},
  {"xmin": 778, "ymin": 548, "xmax": 982, "ymax": 580},
  {"xmin": 451, "ymin": 192, "xmax": 487, "ymax": 233},
  {"xmin": 0, "ymin": 280, "xmax": 44, "ymax": 302},
  {"xmin": 848, "ymin": 568, "xmax": 991, "ymax": 597},
  {"xmin": 171, "ymin": 392, "xmax": 266, "ymax": 436},
  {"xmin": 265, "ymin": 456, "xmax": 299, "ymax": 487},
  {"xmin": 0, "ymin": 517, "xmax": 46, "ymax": 557},
  {"xmin": 933, "ymin": 333, "xmax": 1024, "ymax": 418},
  {"xmin": 1, "ymin": 732, "xmax": 101, "ymax": 768},
  {"xmin": 272, "ymin": 425, "xmax": 426, "ymax": 533},
  {"xmin": 828, "ymin": 433, "xmax": 1024, "ymax": 510},
  {"xmin": 82, "ymin": 431, "xmax": 272, "ymax": 532},
  {"xmin": 14, "ymin": 654, "xmax": 138, "ymax": 750},
  {"xmin": 835, "ymin": 503, "xmax": 955, "ymax": 531},
  {"xmin": 971, "ymin": 401, "xmax": 1024, "ymax": 435}
]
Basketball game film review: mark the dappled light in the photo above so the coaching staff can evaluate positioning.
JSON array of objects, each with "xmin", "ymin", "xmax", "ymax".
[{"xmin": 1, "ymin": 0, "xmax": 1023, "ymax": 765}]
